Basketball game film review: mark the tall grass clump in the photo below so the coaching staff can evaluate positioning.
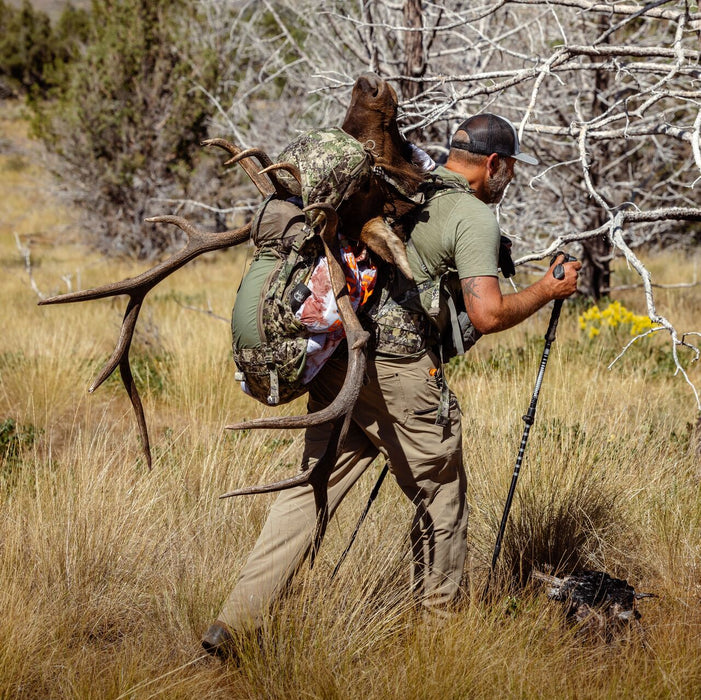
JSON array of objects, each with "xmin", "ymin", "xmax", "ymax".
[{"xmin": 2, "ymin": 111, "xmax": 700, "ymax": 697}]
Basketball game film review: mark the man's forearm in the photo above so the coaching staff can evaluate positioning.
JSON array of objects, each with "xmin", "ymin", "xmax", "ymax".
[
  {"xmin": 461, "ymin": 260, "xmax": 580, "ymax": 335},
  {"xmin": 462, "ymin": 276, "xmax": 551, "ymax": 334}
]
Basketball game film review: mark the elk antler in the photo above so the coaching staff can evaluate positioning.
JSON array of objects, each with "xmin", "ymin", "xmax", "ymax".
[
  {"xmin": 202, "ymin": 138, "xmax": 275, "ymax": 197},
  {"xmin": 221, "ymin": 204, "xmax": 370, "ymax": 503},
  {"xmin": 39, "ymin": 135, "xmax": 292, "ymax": 469},
  {"xmin": 38, "ymin": 219, "xmax": 252, "ymax": 468},
  {"xmin": 203, "ymin": 139, "xmax": 298, "ymax": 199},
  {"xmin": 221, "ymin": 204, "xmax": 370, "ymax": 560}
]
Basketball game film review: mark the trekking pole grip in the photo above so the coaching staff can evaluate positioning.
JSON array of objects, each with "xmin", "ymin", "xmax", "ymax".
[{"xmin": 545, "ymin": 252, "xmax": 577, "ymax": 342}]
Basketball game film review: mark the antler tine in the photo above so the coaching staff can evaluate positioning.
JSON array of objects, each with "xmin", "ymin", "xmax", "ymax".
[
  {"xmin": 39, "ymin": 218, "xmax": 252, "ymax": 468},
  {"xmin": 202, "ymin": 138, "xmax": 275, "ymax": 197},
  {"xmin": 259, "ymin": 162, "xmax": 303, "ymax": 198},
  {"xmin": 259, "ymin": 162, "xmax": 301, "ymax": 183},
  {"xmin": 223, "ymin": 147, "xmax": 274, "ymax": 169},
  {"xmin": 222, "ymin": 203, "xmax": 369, "ymax": 502},
  {"xmin": 116, "ymin": 297, "xmax": 151, "ymax": 467},
  {"xmin": 219, "ymin": 455, "xmax": 330, "ymax": 497},
  {"xmin": 223, "ymin": 148, "xmax": 294, "ymax": 200}
]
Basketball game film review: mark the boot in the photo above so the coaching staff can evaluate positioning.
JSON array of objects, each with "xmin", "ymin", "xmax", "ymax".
[{"xmin": 201, "ymin": 620, "xmax": 237, "ymax": 662}]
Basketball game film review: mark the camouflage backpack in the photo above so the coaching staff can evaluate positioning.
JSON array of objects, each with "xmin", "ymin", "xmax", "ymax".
[{"xmin": 231, "ymin": 127, "xmax": 374, "ymax": 406}]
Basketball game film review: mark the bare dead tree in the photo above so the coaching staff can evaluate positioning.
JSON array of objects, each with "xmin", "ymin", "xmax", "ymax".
[
  {"xmin": 401, "ymin": 0, "xmax": 427, "ymax": 103},
  {"xmin": 192, "ymin": 0, "xmax": 700, "ymax": 411}
]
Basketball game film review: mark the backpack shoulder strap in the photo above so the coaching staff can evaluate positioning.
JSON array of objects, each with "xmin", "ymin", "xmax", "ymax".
[{"xmin": 420, "ymin": 173, "xmax": 474, "ymax": 201}]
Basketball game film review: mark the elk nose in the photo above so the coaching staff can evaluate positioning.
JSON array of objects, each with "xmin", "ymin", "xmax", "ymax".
[{"xmin": 358, "ymin": 72, "xmax": 381, "ymax": 96}]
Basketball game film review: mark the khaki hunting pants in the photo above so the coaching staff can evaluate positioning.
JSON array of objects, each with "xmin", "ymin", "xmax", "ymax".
[{"xmin": 217, "ymin": 350, "xmax": 467, "ymax": 630}]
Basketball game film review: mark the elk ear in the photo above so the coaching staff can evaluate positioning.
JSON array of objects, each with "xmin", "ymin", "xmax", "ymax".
[{"xmin": 359, "ymin": 217, "xmax": 414, "ymax": 280}]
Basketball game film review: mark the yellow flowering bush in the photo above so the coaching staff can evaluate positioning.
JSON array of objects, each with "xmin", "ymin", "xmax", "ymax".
[{"xmin": 578, "ymin": 300, "xmax": 657, "ymax": 339}]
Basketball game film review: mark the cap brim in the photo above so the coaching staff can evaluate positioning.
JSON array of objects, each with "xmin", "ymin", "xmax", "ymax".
[{"xmin": 514, "ymin": 152, "xmax": 539, "ymax": 165}]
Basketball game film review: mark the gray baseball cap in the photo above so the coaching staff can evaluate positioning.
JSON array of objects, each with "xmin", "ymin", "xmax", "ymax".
[{"xmin": 451, "ymin": 113, "xmax": 539, "ymax": 165}]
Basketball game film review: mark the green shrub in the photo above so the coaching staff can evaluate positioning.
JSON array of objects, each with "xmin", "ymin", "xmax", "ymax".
[
  {"xmin": 0, "ymin": 0, "xmax": 90, "ymax": 97},
  {"xmin": 30, "ymin": 0, "xmax": 220, "ymax": 258},
  {"xmin": 0, "ymin": 417, "xmax": 39, "ymax": 474}
]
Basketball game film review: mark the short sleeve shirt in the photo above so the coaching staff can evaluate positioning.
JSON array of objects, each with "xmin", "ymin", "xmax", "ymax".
[{"xmin": 407, "ymin": 165, "xmax": 501, "ymax": 282}]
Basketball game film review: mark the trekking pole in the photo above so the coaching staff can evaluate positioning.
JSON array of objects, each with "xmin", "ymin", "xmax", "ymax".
[
  {"xmin": 331, "ymin": 461, "xmax": 390, "ymax": 579},
  {"xmin": 484, "ymin": 252, "xmax": 577, "ymax": 599}
]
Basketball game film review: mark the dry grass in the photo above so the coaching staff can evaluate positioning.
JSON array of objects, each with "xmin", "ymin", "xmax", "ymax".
[{"xmin": 1, "ymin": 103, "xmax": 700, "ymax": 698}]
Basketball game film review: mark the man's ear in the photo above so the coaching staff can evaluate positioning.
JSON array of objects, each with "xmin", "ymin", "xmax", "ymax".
[{"xmin": 486, "ymin": 153, "xmax": 501, "ymax": 176}]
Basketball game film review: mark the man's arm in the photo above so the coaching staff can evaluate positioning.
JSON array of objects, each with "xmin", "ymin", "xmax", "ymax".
[{"xmin": 462, "ymin": 256, "xmax": 581, "ymax": 335}]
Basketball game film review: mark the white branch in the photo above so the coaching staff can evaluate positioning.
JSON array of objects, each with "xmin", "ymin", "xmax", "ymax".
[
  {"xmin": 608, "ymin": 215, "xmax": 700, "ymax": 410},
  {"xmin": 14, "ymin": 233, "xmax": 46, "ymax": 301}
]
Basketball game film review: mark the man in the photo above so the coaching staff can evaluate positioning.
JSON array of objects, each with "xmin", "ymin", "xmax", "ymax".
[{"xmin": 202, "ymin": 113, "xmax": 581, "ymax": 658}]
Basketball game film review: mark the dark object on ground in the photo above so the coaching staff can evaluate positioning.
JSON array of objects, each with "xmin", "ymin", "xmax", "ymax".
[{"xmin": 532, "ymin": 569, "xmax": 656, "ymax": 639}]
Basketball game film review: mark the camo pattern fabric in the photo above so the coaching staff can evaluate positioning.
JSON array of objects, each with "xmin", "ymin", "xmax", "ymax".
[
  {"xmin": 368, "ymin": 302, "xmax": 434, "ymax": 357},
  {"xmin": 363, "ymin": 273, "xmax": 438, "ymax": 357},
  {"xmin": 275, "ymin": 127, "xmax": 373, "ymax": 208}
]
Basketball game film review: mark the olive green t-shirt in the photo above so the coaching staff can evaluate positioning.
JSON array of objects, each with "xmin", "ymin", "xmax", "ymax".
[{"xmin": 407, "ymin": 165, "xmax": 501, "ymax": 282}]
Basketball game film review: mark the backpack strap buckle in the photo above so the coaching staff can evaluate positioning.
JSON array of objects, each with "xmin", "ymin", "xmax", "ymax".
[{"xmin": 265, "ymin": 347, "xmax": 280, "ymax": 405}]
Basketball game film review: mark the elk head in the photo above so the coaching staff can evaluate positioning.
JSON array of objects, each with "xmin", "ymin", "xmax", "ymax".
[
  {"xmin": 341, "ymin": 72, "xmax": 428, "ymax": 224},
  {"xmin": 338, "ymin": 72, "xmax": 433, "ymax": 276},
  {"xmin": 342, "ymin": 72, "xmax": 416, "ymax": 176}
]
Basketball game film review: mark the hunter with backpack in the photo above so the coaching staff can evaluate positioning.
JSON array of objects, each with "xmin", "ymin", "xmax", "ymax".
[{"xmin": 202, "ymin": 111, "xmax": 581, "ymax": 660}]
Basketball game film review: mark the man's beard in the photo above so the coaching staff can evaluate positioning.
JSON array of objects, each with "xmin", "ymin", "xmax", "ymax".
[{"xmin": 484, "ymin": 164, "xmax": 513, "ymax": 204}]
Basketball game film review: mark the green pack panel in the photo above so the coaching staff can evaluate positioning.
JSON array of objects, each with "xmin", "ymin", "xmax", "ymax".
[{"xmin": 231, "ymin": 248, "xmax": 281, "ymax": 350}]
